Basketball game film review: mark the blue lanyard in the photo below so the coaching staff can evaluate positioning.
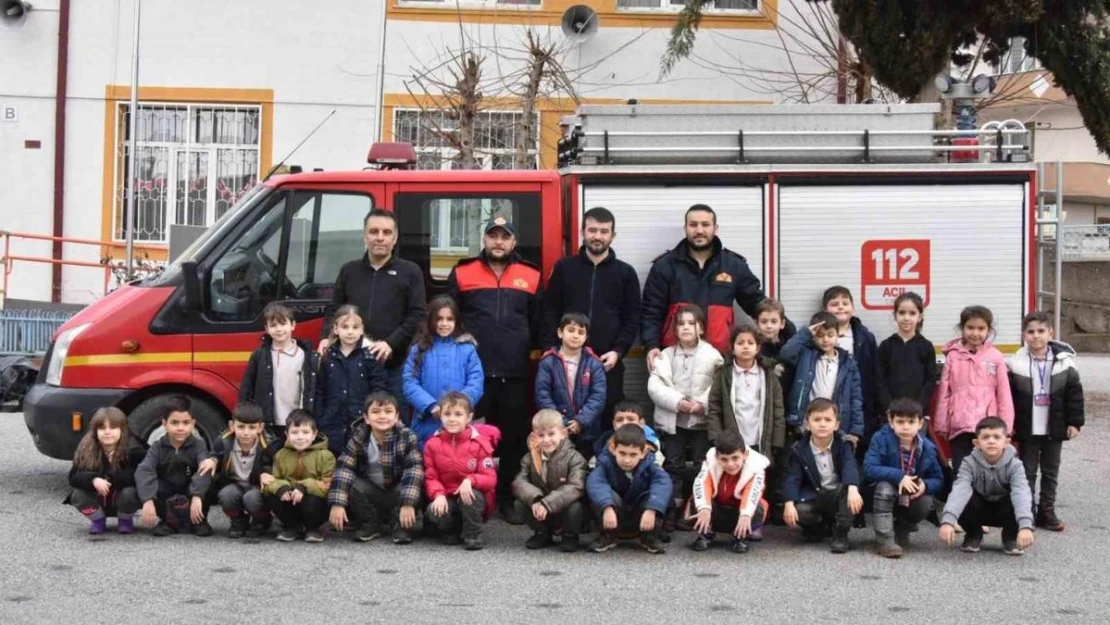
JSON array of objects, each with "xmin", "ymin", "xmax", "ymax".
[{"xmin": 1030, "ymin": 354, "xmax": 1050, "ymax": 394}]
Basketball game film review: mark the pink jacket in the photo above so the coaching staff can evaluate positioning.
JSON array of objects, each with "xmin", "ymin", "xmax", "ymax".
[{"xmin": 934, "ymin": 338, "xmax": 1014, "ymax": 440}]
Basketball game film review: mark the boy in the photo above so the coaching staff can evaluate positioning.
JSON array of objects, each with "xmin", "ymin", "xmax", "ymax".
[
  {"xmin": 782, "ymin": 399, "xmax": 864, "ymax": 553},
  {"xmin": 424, "ymin": 392, "xmax": 498, "ymax": 550},
  {"xmin": 592, "ymin": 400, "xmax": 664, "ymax": 468},
  {"xmin": 1007, "ymin": 311, "xmax": 1084, "ymax": 531},
  {"xmin": 535, "ymin": 312, "xmax": 607, "ymax": 457},
  {"xmin": 262, "ymin": 410, "xmax": 335, "ymax": 543},
  {"xmin": 823, "ymin": 286, "xmax": 879, "ymax": 437},
  {"xmin": 863, "ymin": 398, "xmax": 945, "ymax": 558},
  {"xmin": 939, "ymin": 417, "xmax": 1036, "ymax": 555},
  {"xmin": 512, "ymin": 409, "xmax": 589, "ymax": 552},
  {"xmin": 136, "ymin": 395, "xmax": 214, "ymax": 537},
  {"xmin": 198, "ymin": 402, "xmax": 281, "ymax": 538},
  {"xmin": 755, "ymin": 298, "xmax": 796, "ymax": 388},
  {"xmin": 328, "ymin": 391, "xmax": 424, "ymax": 545},
  {"xmin": 688, "ymin": 430, "xmax": 770, "ymax": 554},
  {"xmin": 781, "ymin": 312, "xmax": 864, "ymax": 443},
  {"xmin": 240, "ymin": 302, "xmax": 319, "ymax": 429},
  {"xmin": 586, "ymin": 424, "xmax": 673, "ymax": 554}
]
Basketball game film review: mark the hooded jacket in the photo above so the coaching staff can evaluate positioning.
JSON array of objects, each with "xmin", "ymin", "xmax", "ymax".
[
  {"xmin": 689, "ymin": 447, "xmax": 771, "ymax": 519},
  {"xmin": 640, "ymin": 237, "xmax": 766, "ymax": 353},
  {"xmin": 423, "ymin": 425, "xmax": 499, "ymax": 502},
  {"xmin": 647, "ymin": 340, "xmax": 724, "ymax": 435},
  {"xmin": 511, "ymin": 437, "xmax": 588, "ymax": 514},
  {"xmin": 135, "ymin": 435, "xmax": 213, "ymax": 503},
  {"xmin": 706, "ymin": 358, "xmax": 786, "ymax": 454},
  {"xmin": 587, "ymin": 451, "xmax": 672, "ymax": 514},
  {"xmin": 263, "ymin": 435, "xmax": 335, "ymax": 499},
  {"xmin": 314, "ymin": 339, "xmax": 389, "ymax": 435},
  {"xmin": 780, "ymin": 327, "xmax": 864, "ymax": 436},
  {"xmin": 540, "ymin": 246, "xmax": 642, "ymax": 357},
  {"xmin": 403, "ymin": 333, "xmax": 485, "ymax": 448},
  {"xmin": 862, "ymin": 425, "xmax": 945, "ymax": 495},
  {"xmin": 535, "ymin": 347, "xmax": 607, "ymax": 440},
  {"xmin": 782, "ymin": 431, "xmax": 860, "ymax": 504},
  {"xmin": 934, "ymin": 338, "xmax": 1014, "ymax": 440},
  {"xmin": 239, "ymin": 335, "xmax": 319, "ymax": 426},
  {"xmin": 941, "ymin": 445, "xmax": 1034, "ymax": 530},
  {"xmin": 1006, "ymin": 341, "xmax": 1084, "ymax": 441}
]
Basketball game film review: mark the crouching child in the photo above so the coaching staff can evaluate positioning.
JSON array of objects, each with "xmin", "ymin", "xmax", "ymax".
[
  {"xmin": 587, "ymin": 424, "xmax": 672, "ymax": 554},
  {"xmin": 135, "ymin": 395, "xmax": 214, "ymax": 537},
  {"xmin": 512, "ymin": 410, "xmax": 589, "ymax": 552},
  {"xmin": 262, "ymin": 410, "xmax": 335, "ymax": 543},
  {"xmin": 65, "ymin": 407, "xmax": 145, "ymax": 535},
  {"xmin": 688, "ymin": 430, "xmax": 770, "ymax": 554},
  {"xmin": 863, "ymin": 398, "xmax": 944, "ymax": 558},
  {"xmin": 329, "ymin": 392, "xmax": 424, "ymax": 545}
]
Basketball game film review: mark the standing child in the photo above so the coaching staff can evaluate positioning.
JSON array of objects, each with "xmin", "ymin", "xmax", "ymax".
[
  {"xmin": 823, "ymin": 286, "xmax": 880, "ymax": 437},
  {"xmin": 939, "ymin": 417, "xmax": 1035, "ymax": 555},
  {"xmin": 65, "ymin": 407, "xmax": 144, "ymax": 535},
  {"xmin": 263, "ymin": 410, "xmax": 335, "ymax": 543},
  {"xmin": 587, "ymin": 424, "xmax": 673, "ymax": 554},
  {"xmin": 688, "ymin": 430, "xmax": 771, "ymax": 554},
  {"xmin": 512, "ymin": 410, "xmax": 589, "ymax": 552},
  {"xmin": 536, "ymin": 312, "xmax": 607, "ymax": 457},
  {"xmin": 755, "ymin": 298, "xmax": 797, "ymax": 395},
  {"xmin": 876, "ymin": 292, "xmax": 938, "ymax": 417},
  {"xmin": 647, "ymin": 304, "xmax": 724, "ymax": 530},
  {"xmin": 934, "ymin": 305, "xmax": 1014, "ymax": 473},
  {"xmin": 1007, "ymin": 311, "xmax": 1084, "ymax": 531},
  {"xmin": 781, "ymin": 313, "xmax": 864, "ymax": 443},
  {"xmin": 316, "ymin": 304, "xmax": 389, "ymax": 456},
  {"xmin": 135, "ymin": 395, "xmax": 214, "ymax": 537},
  {"xmin": 423, "ymin": 392, "xmax": 498, "ymax": 551},
  {"xmin": 403, "ymin": 295, "xmax": 484, "ymax": 450},
  {"xmin": 240, "ymin": 302, "xmax": 319, "ymax": 431}
]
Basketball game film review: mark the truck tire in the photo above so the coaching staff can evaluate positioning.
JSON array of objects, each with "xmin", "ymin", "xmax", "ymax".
[{"xmin": 128, "ymin": 394, "xmax": 225, "ymax": 450}]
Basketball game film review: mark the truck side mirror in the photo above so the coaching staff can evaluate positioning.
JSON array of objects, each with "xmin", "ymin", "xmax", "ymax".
[{"xmin": 181, "ymin": 260, "xmax": 202, "ymax": 314}]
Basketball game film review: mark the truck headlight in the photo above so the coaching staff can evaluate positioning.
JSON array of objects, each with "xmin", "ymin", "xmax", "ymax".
[{"xmin": 45, "ymin": 323, "xmax": 90, "ymax": 386}]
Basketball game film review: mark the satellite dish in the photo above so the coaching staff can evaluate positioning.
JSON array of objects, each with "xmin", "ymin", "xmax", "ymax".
[{"xmin": 561, "ymin": 5, "xmax": 598, "ymax": 42}]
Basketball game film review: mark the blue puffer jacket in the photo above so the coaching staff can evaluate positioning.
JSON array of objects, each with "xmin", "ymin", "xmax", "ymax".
[
  {"xmin": 862, "ymin": 425, "xmax": 945, "ymax": 495},
  {"xmin": 780, "ymin": 327, "xmax": 864, "ymax": 436},
  {"xmin": 587, "ymin": 452, "xmax": 672, "ymax": 514},
  {"xmin": 314, "ymin": 340, "xmax": 389, "ymax": 453},
  {"xmin": 403, "ymin": 334, "xmax": 485, "ymax": 449},
  {"xmin": 783, "ymin": 431, "xmax": 860, "ymax": 504},
  {"xmin": 535, "ymin": 348, "xmax": 607, "ymax": 442}
]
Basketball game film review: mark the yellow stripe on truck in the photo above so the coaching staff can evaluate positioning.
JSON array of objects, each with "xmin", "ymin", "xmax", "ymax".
[{"xmin": 66, "ymin": 351, "xmax": 252, "ymax": 367}]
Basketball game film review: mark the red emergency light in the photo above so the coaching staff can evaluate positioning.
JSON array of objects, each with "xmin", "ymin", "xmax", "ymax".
[{"xmin": 367, "ymin": 142, "xmax": 417, "ymax": 170}]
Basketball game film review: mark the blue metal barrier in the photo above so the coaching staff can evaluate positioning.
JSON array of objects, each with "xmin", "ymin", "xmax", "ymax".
[{"xmin": 0, "ymin": 309, "xmax": 76, "ymax": 353}]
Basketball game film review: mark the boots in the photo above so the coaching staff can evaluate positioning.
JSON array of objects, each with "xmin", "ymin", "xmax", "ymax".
[
  {"xmin": 88, "ymin": 517, "xmax": 107, "ymax": 535},
  {"xmin": 228, "ymin": 515, "xmax": 250, "ymax": 539},
  {"xmin": 1037, "ymin": 506, "xmax": 1065, "ymax": 532},
  {"xmin": 117, "ymin": 516, "xmax": 134, "ymax": 535},
  {"xmin": 829, "ymin": 525, "xmax": 851, "ymax": 554},
  {"xmin": 873, "ymin": 511, "xmax": 902, "ymax": 558}
]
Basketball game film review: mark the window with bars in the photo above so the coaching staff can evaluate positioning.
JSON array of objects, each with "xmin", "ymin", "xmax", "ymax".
[
  {"xmin": 400, "ymin": 0, "xmax": 541, "ymax": 5},
  {"xmin": 617, "ymin": 0, "xmax": 758, "ymax": 10},
  {"xmin": 114, "ymin": 103, "xmax": 262, "ymax": 243},
  {"xmin": 998, "ymin": 37, "xmax": 1041, "ymax": 75}
]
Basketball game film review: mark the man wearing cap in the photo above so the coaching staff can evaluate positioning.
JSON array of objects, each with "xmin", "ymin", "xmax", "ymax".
[
  {"xmin": 446, "ymin": 215, "xmax": 543, "ymax": 524},
  {"xmin": 319, "ymin": 208, "xmax": 426, "ymax": 417},
  {"xmin": 541, "ymin": 206, "xmax": 641, "ymax": 431}
]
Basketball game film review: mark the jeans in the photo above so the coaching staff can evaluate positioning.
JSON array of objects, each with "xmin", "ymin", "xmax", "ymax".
[
  {"xmin": 1019, "ymin": 436, "xmax": 1063, "ymax": 512},
  {"xmin": 426, "ymin": 493, "xmax": 485, "ymax": 538},
  {"xmin": 514, "ymin": 499, "xmax": 585, "ymax": 536},
  {"xmin": 350, "ymin": 477, "xmax": 405, "ymax": 529},
  {"xmin": 872, "ymin": 481, "xmax": 933, "ymax": 540},
  {"xmin": 794, "ymin": 485, "xmax": 854, "ymax": 533},
  {"xmin": 661, "ymin": 427, "xmax": 710, "ymax": 502},
  {"xmin": 475, "ymin": 376, "xmax": 530, "ymax": 502},
  {"xmin": 70, "ymin": 487, "xmax": 140, "ymax": 520},
  {"xmin": 593, "ymin": 491, "xmax": 662, "ymax": 537},
  {"xmin": 216, "ymin": 483, "xmax": 268, "ymax": 519},
  {"xmin": 958, "ymin": 493, "xmax": 1020, "ymax": 543},
  {"xmin": 264, "ymin": 492, "xmax": 328, "ymax": 532}
]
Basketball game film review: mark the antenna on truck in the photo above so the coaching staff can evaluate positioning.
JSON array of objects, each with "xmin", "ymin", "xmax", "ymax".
[{"xmin": 263, "ymin": 109, "xmax": 337, "ymax": 181}]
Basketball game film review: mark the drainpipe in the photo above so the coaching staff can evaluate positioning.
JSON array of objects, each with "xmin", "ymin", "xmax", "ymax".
[{"xmin": 52, "ymin": 0, "xmax": 72, "ymax": 303}]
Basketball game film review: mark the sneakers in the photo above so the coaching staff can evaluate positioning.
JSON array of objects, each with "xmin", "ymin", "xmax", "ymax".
[
  {"xmin": 878, "ymin": 542, "xmax": 904, "ymax": 559},
  {"xmin": 959, "ymin": 535, "xmax": 982, "ymax": 553},
  {"xmin": 1003, "ymin": 540, "xmax": 1025, "ymax": 556},
  {"xmin": 117, "ymin": 516, "xmax": 134, "ymax": 535},
  {"xmin": 228, "ymin": 517, "xmax": 250, "ymax": 539},
  {"xmin": 691, "ymin": 535, "xmax": 712, "ymax": 552},
  {"xmin": 304, "ymin": 530, "xmax": 325, "ymax": 543},
  {"xmin": 463, "ymin": 535, "xmax": 484, "ymax": 551},
  {"xmin": 590, "ymin": 533, "xmax": 619, "ymax": 553},
  {"xmin": 730, "ymin": 538, "xmax": 750, "ymax": 554},
  {"xmin": 638, "ymin": 534, "xmax": 666, "ymax": 555},
  {"xmin": 354, "ymin": 525, "xmax": 381, "ymax": 543},
  {"xmin": 894, "ymin": 530, "xmax": 911, "ymax": 549},
  {"xmin": 442, "ymin": 533, "xmax": 464, "ymax": 546},
  {"xmin": 525, "ymin": 532, "xmax": 553, "ymax": 550},
  {"xmin": 748, "ymin": 527, "xmax": 764, "ymax": 542},
  {"xmin": 245, "ymin": 519, "xmax": 271, "ymax": 539},
  {"xmin": 559, "ymin": 534, "xmax": 580, "ymax": 553},
  {"xmin": 88, "ymin": 517, "xmax": 107, "ymax": 535},
  {"xmin": 392, "ymin": 527, "xmax": 413, "ymax": 545},
  {"xmin": 276, "ymin": 529, "xmax": 300, "ymax": 542},
  {"xmin": 151, "ymin": 521, "xmax": 176, "ymax": 537},
  {"xmin": 192, "ymin": 521, "xmax": 214, "ymax": 537},
  {"xmin": 829, "ymin": 530, "xmax": 850, "ymax": 554}
]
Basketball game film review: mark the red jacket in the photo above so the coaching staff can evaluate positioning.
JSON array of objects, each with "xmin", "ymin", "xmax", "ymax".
[{"xmin": 424, "ymin": 425, "xmax": 499, "ymax": 507}]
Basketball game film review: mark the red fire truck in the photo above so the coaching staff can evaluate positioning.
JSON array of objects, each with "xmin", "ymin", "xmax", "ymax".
[{"xmin": 24, "ymin": 104, "xmax": 1047, "ymax": 459}]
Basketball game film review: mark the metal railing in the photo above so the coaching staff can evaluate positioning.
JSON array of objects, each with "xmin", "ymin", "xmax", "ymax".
[
  {"xmin": 0, "ymin": 309, "xmax": 75, "ymax": 354},
  {"xmin": 1060, "ymin": 225, "xmax": 1110, "ymax": 261}
]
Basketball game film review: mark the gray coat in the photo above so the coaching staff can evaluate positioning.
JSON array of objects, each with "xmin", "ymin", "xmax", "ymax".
[
  {"xmin": 941, "ymin": 445, "xmax": 1034, "ymax": 530},
  {"xmin": 511, "ymin": 438, "xmax": 587, "ymax": 514}
]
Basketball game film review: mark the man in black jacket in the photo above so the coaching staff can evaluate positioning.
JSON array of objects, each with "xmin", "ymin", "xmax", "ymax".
[
  {"xmin": 542, "ymin": 206, "xmax": 641, "ymax": 430},
  {"xmin": 319, "ymin": 208, "xmax": 426, "ymax": 419}
]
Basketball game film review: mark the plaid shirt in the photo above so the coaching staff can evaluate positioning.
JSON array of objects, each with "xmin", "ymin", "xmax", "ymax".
[{"xmin": 328, "ymin": 422, "xmax": 423, "ymax": 508}]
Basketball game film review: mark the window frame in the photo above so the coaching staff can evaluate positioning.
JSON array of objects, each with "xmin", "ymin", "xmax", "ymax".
[
  {"xmin": 395, "ymin": 0, "xmax": 542, "ymax": 9},
  {"xmin": 615, "ymin": 0, "xmax": 760, "ymax": 14}
]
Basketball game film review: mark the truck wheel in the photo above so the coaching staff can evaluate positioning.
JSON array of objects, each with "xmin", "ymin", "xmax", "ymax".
[{"xmin": 128, "ymin": 394, "xmax": 225, "ymax": 449}]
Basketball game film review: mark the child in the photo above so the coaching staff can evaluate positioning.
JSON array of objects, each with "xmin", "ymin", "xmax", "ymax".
[
  {"xmin": 592, "ymin": 400, "xmax": 664, "ymax": 468},
  {"xmin": 423, "ymin": 392, "xmax": 498, "ymax": 550},
  {"xmin": 328, "ymin": 391, "xmax": 424, "ymax": 545},
  {"xmin": 781, "ymin": 312, "xmax": 864, "ymax": 443},
  {"xmin": 511, "ymin": 409, "xmax": 589, "ymax": 552},
  {"xmin": 823, "ymin": 286, "xmax": 880, "ymax": 436},
  {"xmin": 755, "ymin": 298, "xmax": 797, "ymax": 394},
  {"xmin": 782, "ymin": 399, "xmax": 864, "ymax": 553},
  {"xmin": 65, "ymin": 407, "xmax": 144, "ymax": 534},
  {"xmin": 1007, "ymin": 311, "xmax": 1084, "ymax": 531},
  {"xmin": 939, "ymin": 417, "xmax": 1036, "ymax": 555},
  {"xmin": 316, "ymin": 304, "xmax": 389, "ymax": 456},
  {"xmin": 135, "ymin": 395, "xmax": 214, "ymax": 537},
  {"xmin": 536, "ymin": 312, "xmax": 607, "ymax": 456},
  {"xmin": 876, "ymin": 292, "xmax": 938, "ymax": 417},
  {"xmin": 688, "ymin": 430, "xmax": 770, "ymax": 554},
  {"xmin": 934, "ymin": 305, "xmax": 1014, "ymax": 473},
  {"xmin": 647, "ymin": 304, "xmax": 723, "ymax": 529},
  {"xmin": 863, "ymin": 398, "xmax": 945, "ymax": 558},
  {"xmin": 587, "ymin": 424, "xmax": 673, "ymax": 554},
  {"xmin": 262, "ymin": 410, "xmax": 336, "ymax": 543},
  {"xmin": 403, "ymin": 295, "xmax": 484, "ymax": 450},
  {"xmin": 198, "ymin": 403, "xmax": 281, "ymax": 539},
  {"xmin": 240, "ymin": 302, "xmax": 319, "ymax": 430}
]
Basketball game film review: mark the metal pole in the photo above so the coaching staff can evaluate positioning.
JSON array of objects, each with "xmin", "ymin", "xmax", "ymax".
[
  {"xmin": 124, "ymin": 0, "xmax": 142, "ymax": 279},
  {"xmin": 1036, "ymin": 161, "xmax": 1045, "ymax": 312},
  {"xmin": 372, "ymin": 0, "xmax": 388, "ymax": 143},
  {"xmin": 1055, "ymin": 160, "xmax": 1064, "ymax": 332}
]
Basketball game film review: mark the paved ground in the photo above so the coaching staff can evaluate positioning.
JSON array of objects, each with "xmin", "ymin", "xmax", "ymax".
[{"xmin": 4, "ymin": 358, "xmax": 1110, "ymax": 624}]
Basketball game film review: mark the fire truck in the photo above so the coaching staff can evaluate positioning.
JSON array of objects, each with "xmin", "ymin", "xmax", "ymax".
[{"xmin": 23, "ymin": 103, "xmax": 1048, "ymax": 459}]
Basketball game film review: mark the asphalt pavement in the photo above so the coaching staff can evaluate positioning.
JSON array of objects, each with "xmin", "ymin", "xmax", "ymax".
[{"xmin": 3, "ymin": 357, "xmax": 1110, "ymax": 624}]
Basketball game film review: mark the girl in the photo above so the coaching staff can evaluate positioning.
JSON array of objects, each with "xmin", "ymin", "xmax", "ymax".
[
  {"xmin": 876, "ymin": 292, "xmax": 938, "ymax": 416},
  {"xmin": 934, "ymin": 305, "xmax": 1014, "ymax": 473},
  {"xmin": 707, "ymin": 324, "xmax": 786, "ymax": 457},
  {"xmin": 64, "ymin": 407, "xmax": 145, "ymax": 534},
  {"xmin": 403, "ymin": 295, "xmax": 485, "ymax": 449},
  {"xmin": 648, "ymin": 304, "xmax": 724, "ymax": 530},
  {"xmin": 315, "ymin": 305, "xmax": 389, "ymax": 456}
]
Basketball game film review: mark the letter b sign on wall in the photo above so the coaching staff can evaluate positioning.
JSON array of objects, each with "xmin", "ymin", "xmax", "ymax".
[{"xmin": 860, "ymin": 239, "xmax": 930, "ymax": 310}]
